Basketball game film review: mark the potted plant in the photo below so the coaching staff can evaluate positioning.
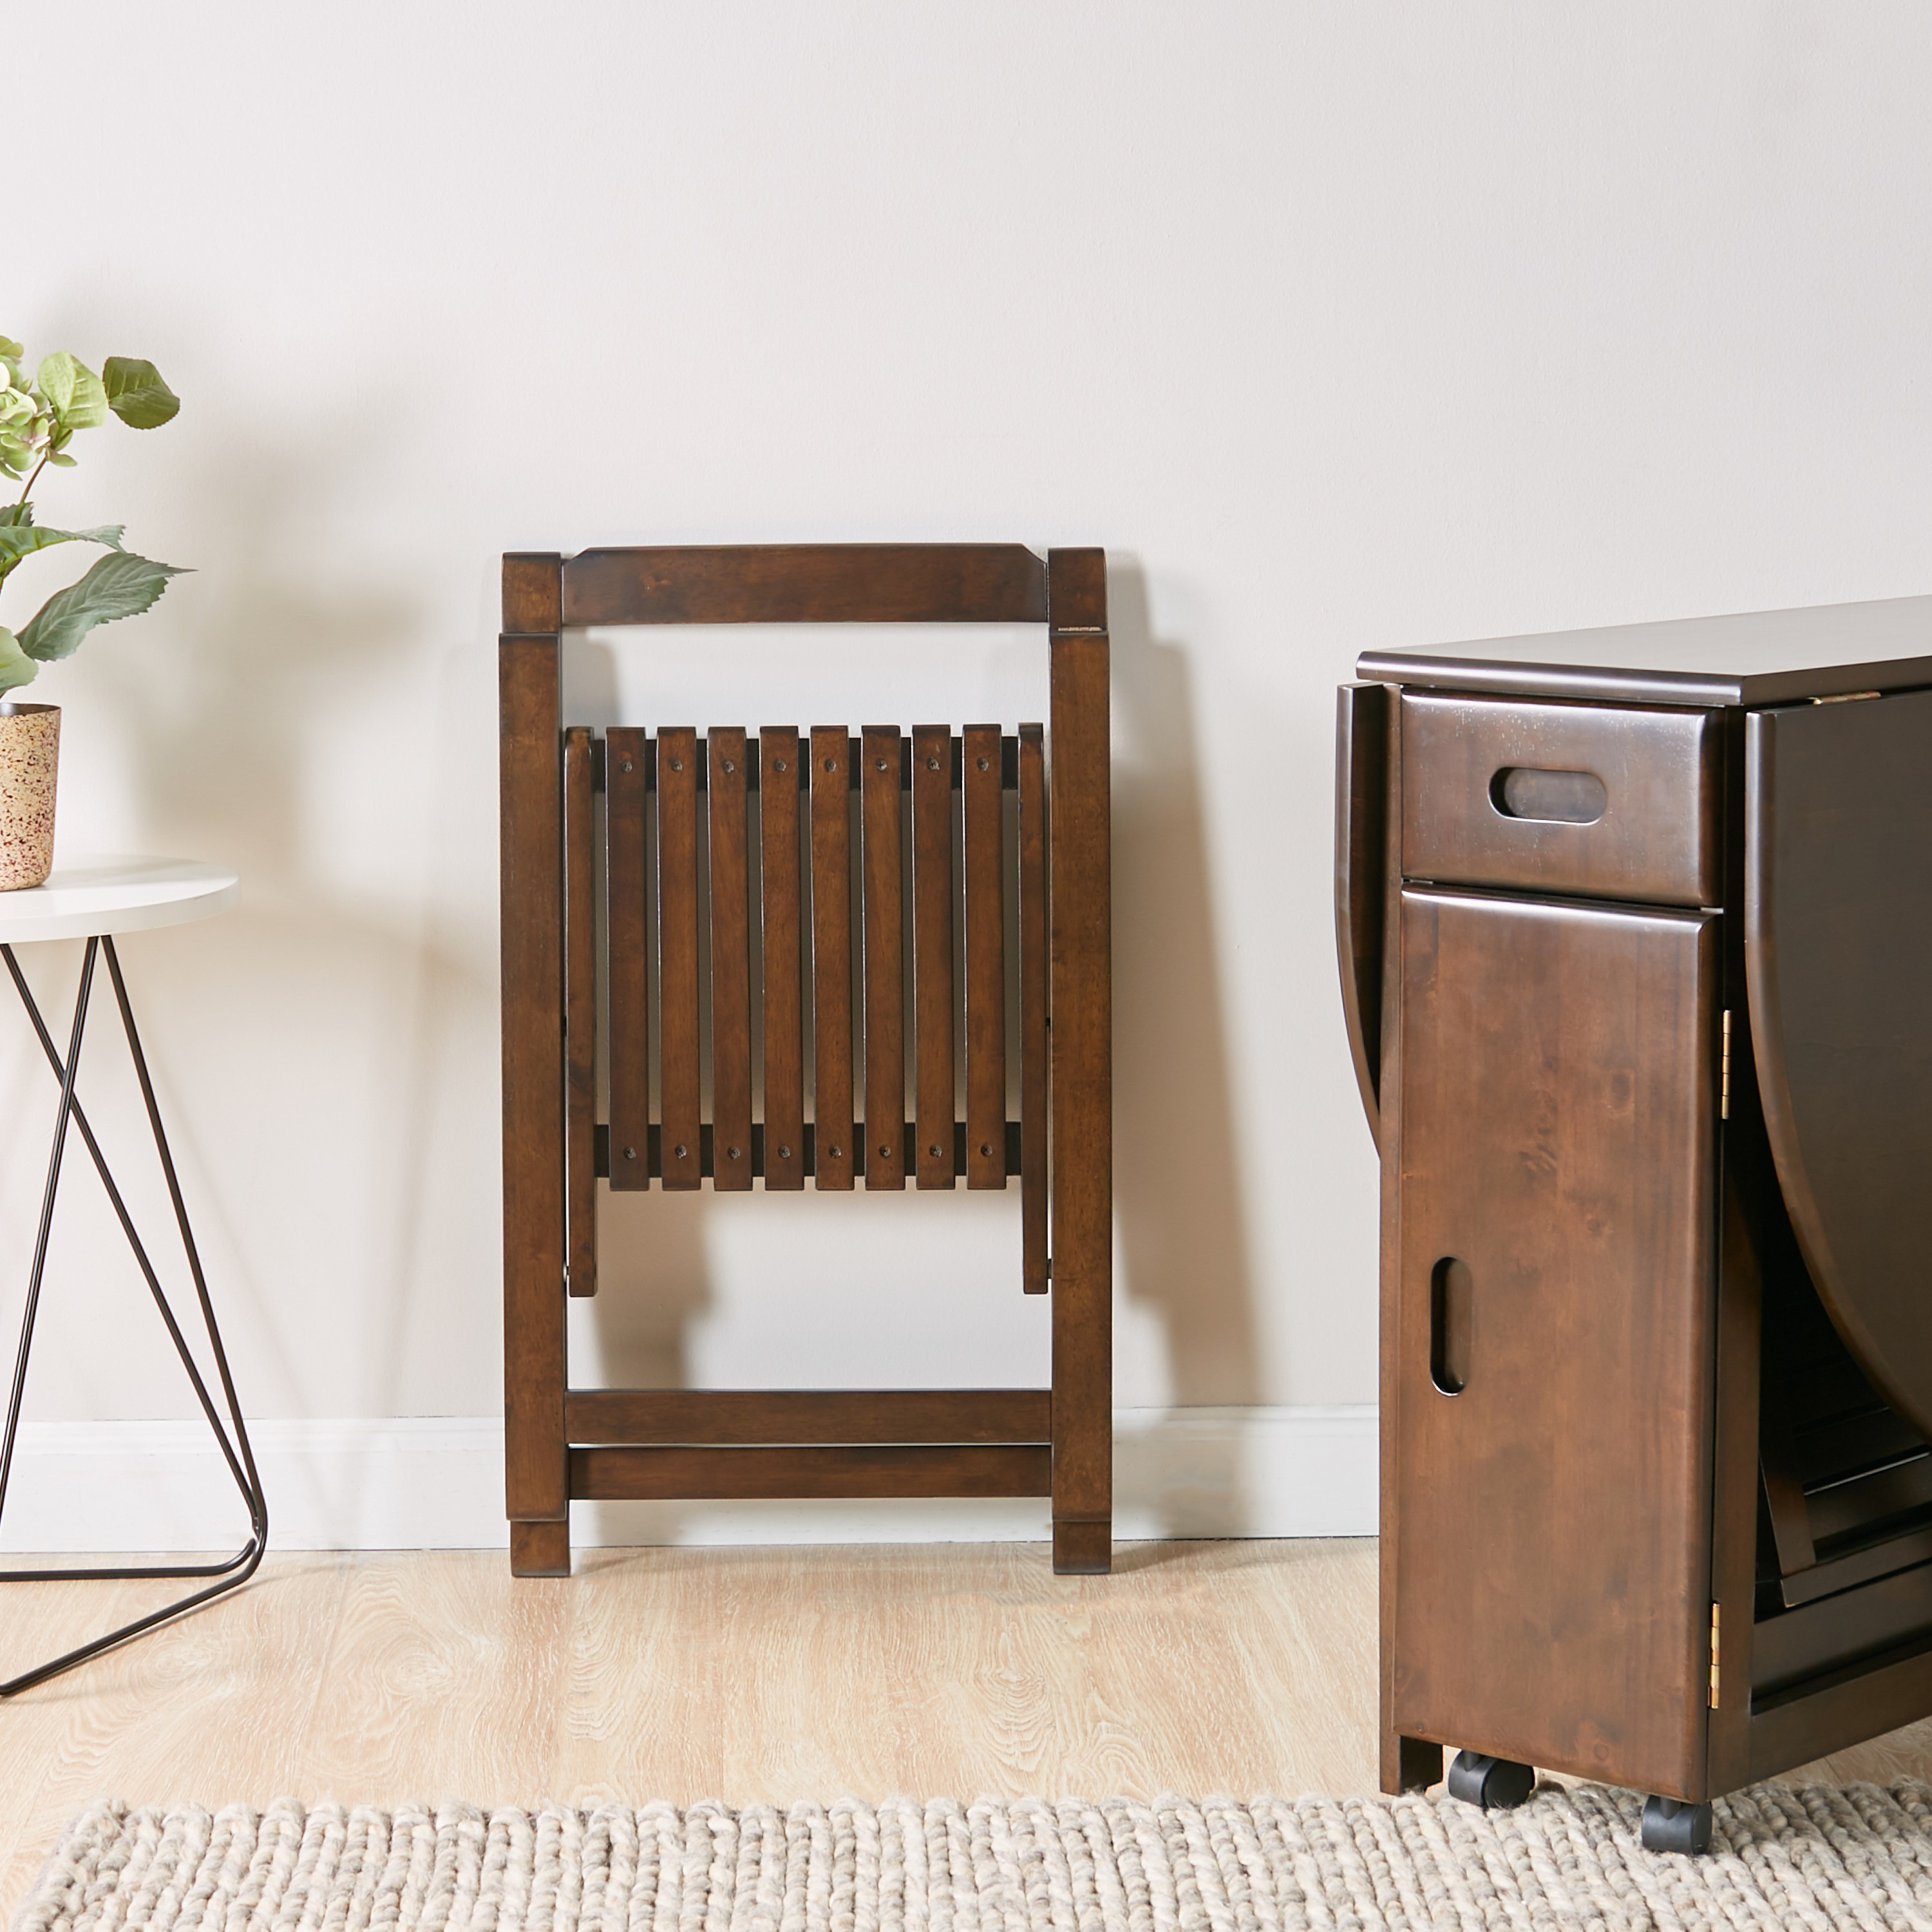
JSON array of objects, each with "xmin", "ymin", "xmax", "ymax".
[{"xmin": 0, "ymin": 337, "xmax": 184, "ymax": 889}]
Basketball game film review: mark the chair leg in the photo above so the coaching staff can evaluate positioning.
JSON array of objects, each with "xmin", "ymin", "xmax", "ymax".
[
  {"xmin": 1052, "ymin": 1518, "xmax": 1112, "ymax": 1574},
  {"xmin": 510, "ymin": 1518, "xmax": 571, "ymax": 1577}
]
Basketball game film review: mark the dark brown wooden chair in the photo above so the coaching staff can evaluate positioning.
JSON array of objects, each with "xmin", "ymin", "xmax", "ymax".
[{"xmin": 498, "ymin": 544, "xmax": 1112, "ymax": 1577}]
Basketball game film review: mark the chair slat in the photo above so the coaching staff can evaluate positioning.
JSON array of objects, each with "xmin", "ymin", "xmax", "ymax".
[
  {"xmin": 963, "ymin": 724, "xmax": 1006, "ymax": 1189},
  {"xmin": 761, "ymin": 727, "xmax": 805, "ymax": 1190},
  {"xmin": 862, "ymin": 727, "xmax": 906, "ymax": 1189},
  {"xmin": 562, "ymin": 544, "xmax": 1047, "ymax": 627},
  {"xmin": 564, "ymin": 728, "xmax": 598, "ymax": 1293},
  {"xmin": 658, "ymin": 726, "xmax": 702, "ymax": 1191},
  {"xmin": 606, "ymin": 727, "xmax": 650, "ymax": 1193},
  {"xmin": 708, "ymin": 727, "xmax": 753, "ymax": 1192},
  {"xmin": 565, "ymin": 1387, "xmax": 1052, "ymax": 1446},
  {"xmin": 1018, "ymin": 723, "xmax": 1048, "ymax": 1293},
  {"xmin": 810, "ymin": 726, "xmax": 855, "ymax": 1189},
  {"xmin": 913, "ymin": 724, "xmax": 956, "ymax": 1189}
]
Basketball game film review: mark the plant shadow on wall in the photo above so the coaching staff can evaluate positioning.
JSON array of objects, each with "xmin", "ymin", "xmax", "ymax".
[
  {"xmin": 32, "ymin": 417, "xmax": 477, "ymax": 1519},
  {"xmin": 1108, "ymin": 559, "xmax": 1261, "ymax": 1534}
]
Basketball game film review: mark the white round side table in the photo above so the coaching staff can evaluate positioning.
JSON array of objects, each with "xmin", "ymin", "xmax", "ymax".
[{"xmin": 0, "ymin": 857, "xmax": 266, "ymax": 1697}]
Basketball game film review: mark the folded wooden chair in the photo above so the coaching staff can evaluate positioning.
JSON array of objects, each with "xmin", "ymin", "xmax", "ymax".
[{"xmin": 497, "ymin": 544, "xmax": 1112, "ymax": 1577}]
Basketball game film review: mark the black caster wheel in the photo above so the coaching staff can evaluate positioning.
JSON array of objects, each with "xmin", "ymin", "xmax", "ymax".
[
  {"xmin": 1445, "ymin": 1750, "xmax": 1536, "ymax": 1810},
  {"xmin": 1641, "ymin": 1795, "xmax": 1712, "ymax": 1855}
]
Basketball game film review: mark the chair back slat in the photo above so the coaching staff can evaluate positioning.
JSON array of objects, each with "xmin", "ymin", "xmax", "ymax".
[
  {"xmin": 912, "ymin": 725, "xmax": 956, "ymax": 1189},
  {"xmin": 861, "ymin": 727, "xmax": 906, "ymax": 1189},
  {"xmin": 810, "ymin": 726, "xmax": 856, "ymax": 1189},
  {"xmin": 708, "ymin": 728, "xmax": 753, "ymax": 1192},
  {"xmin": 1018, "ymin": 723, "xmax": 1049, "ymax": 1294},
  {"xmin": 605, "ymin": 728, "xmax": 650, "ymax": 1193},
  {"xmin": 657, "ymin": 727, "xmax": 703, "ymax": 1190},
  {"xmin": 564, "ymin": 726, "xmax": 600, "ymax": 1295},
  {"xmin": 760, "ymin": 728, "xmax": 806, "ymax": 1191},
  {"xmin": 562, "ymin": 544, "xmax": 1046, "ymax": 628},
  {"xmin": 961, "ymin": 724, "xmax": 1007, "ymax": 1190}
]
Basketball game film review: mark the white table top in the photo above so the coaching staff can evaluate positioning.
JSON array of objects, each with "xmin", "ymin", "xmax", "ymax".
[{"xmin": 0, "ymin": 856, "xmax": 238, "ymax": 944}]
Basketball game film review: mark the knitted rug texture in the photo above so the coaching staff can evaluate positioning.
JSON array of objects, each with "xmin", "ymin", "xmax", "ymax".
[{"xmin": 19, "ymin": 1783, "xmax": 1932, "ymax": 1932}]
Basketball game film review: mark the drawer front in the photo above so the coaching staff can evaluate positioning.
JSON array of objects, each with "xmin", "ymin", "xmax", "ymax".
[{"xmin": 1401, "ymin": 693, "xmax": 1721, "ymax": 905}]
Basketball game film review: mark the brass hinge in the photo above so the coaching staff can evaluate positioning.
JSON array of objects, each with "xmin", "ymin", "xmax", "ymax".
[
  {"xmin": 1709, "ymin": 1603, "xmax": 1721, "ymax": 1708},
  {"xmin": 1720, "ymin": 1010, "xmax": 1732, "ymax": 1121}
]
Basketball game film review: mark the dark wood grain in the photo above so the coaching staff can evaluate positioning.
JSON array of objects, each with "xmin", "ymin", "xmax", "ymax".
[
  {"xmin": 1047, "ymin": 549, "xmax": 1112, "ymax": 1575},
  {"xmin": 708, "ymin": 726, "xmax": 753, "ymax": 1193},
  {"xmin": 810, "ymin": 726, "xmax": 855, "ymax": 1190},
  {"xmin": 1018, "ymin": 723, "xmax": 1048, "ymax": 1293},
  {"xmin": 1747, "ymin": 1631, "xmax": 1932, "ymax": 1781},
  {"xmin": 963, "ymin": 723, "xmax": 1007, "ymax": 1191},
  {"xmin": 1376, "ymin": 687, "xmax": 1423, "ymax": 1793},
  {"xmin": 1357, "ymin": 592, "xmax": 1932, "ymax": 709},
  {"xmin": 571, "ymin": 1443, "xmax": 1052, "ymax": 1501},
  {"xmin": 1745, "ymin": 690, "xmax": 1932, "ymax": 1441},
  {"xmin": 1401, "ymin": 692, "xmax": 1721, "ymax": 908},
  {"xmin": 912, "ymin": 724, "xmax": 956, "ymax": 1189},
  {"xmin": 503, "ymin": 551, "xmax": 563, "ymax": 634},
  {"xmin": 1335, "ymin": 683, "xmax": 1388, "ymax": 1146},
  {"xmin": 862, "ymin": 725, "xmax": 905, "ymax": 1191},
  {"xmin": 498, "ymin": 604, "xmax": 567, "ymax": 1551},
  {"xmin": 563, "ymin": 726, "xmax": 598, "ymax": 1294},
  {"xmin": 605, "ymin": 727, "xmax": 650, "ymax": 1193},
  {"xmin": 761, "ymin": 726, "xmax": 805, "ymax": 1191},
  {"xmin": 657, "ymin": 726, "xmax": 702, "ymax": 1191},
  {"xmin": 1392, "ymin": 886, "xmax": 1718, "ymax": 1800},
  {"xmin": 562, "ymin": 544, "xmax": 1046, "ymax": 627},
  {"xmin": 565, "ymin": 1388, "xmax": 1051, "ymax": 1445}
]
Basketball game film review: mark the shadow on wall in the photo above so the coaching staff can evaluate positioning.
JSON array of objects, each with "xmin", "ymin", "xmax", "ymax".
[
  {"xmin": 1108, "ymin": 558, "xmax": 1262, "ymax": 1533},
  {"xmin": 15, "ymin": 418, "xmax": 502, "ymax": 1493},
  {"xmin": 553, "ymin": 561, "xmax": 1264, "ymax": 1539}
]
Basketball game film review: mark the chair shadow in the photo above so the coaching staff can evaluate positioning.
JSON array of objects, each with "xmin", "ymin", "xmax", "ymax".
[{"xmin": 1109, "ymin": 556, "xmax": 1262, "ymax": 1535}]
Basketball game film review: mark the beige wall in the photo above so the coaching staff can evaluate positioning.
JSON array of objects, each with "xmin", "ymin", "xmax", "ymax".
[{"xmin": 4, "ymin": 7, "xmax": 1930, "ymax": 1501}]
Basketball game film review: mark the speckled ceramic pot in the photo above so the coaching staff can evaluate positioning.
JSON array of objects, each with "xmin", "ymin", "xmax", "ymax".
[{"xmin": 0, "ymin": 703, "xmax": 59, "ymax": 890}]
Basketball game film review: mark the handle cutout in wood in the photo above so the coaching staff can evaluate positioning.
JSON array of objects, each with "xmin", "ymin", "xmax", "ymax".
[
  {"xmin": 1430, "ymin": 1255, "xmax": 1472, "ymax": 1395},
  {"xmin": 1490, "ymin": 766, "xmax": 1607, "ymax": 825}
]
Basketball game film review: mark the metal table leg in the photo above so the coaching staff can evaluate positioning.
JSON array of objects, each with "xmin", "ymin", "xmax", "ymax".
[{"xmin": 0, "ymin": 934, "xmax": 267, "ymax": 1696}]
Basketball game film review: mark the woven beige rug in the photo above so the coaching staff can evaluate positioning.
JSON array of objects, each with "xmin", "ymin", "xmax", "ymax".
[{"xmin": 17, "ymin": 1784, "xmax": 1932, "ymax": 1932}]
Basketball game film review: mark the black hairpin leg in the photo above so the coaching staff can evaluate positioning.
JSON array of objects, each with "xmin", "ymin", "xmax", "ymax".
[{"xmin": 0, "ymin": 933, "xmax": 267, "ymax": 1697}]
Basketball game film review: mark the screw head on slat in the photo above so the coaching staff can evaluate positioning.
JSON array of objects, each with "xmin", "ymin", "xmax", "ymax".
[
  {"xmin": 726, "ymin": 1145, "xmax": 741, "ymax": 1161},
  {"xmin": 624, "ymin": 1146, "xmax": 638, "ymax": 1160},
  {"xmin": 928, "ymin": 1144, "xmax": 941, "ymax": 1158},
  {"xmin": 674, "ymin": 1143, "xmax": 688, "ymax": 1160},
  {"xmin": 875, "ymin": 757, "xmax": 887, "ymax": 771},
  {"xmin": 828, "ymin": 1143, "xmax": 842, "ymax": 1159},
  {"xmin": 621, "ymin": 757, "xmax": 634, "ymax": 773},
  {"xmin": 977, "ymin": 756, "xmax": 990, "ymax": 771},
  {"xmin": 823, "ymin": 757, "xmax": 836, "ymax": 772},
  {"xmin": 980, "ymin": 1142, "xmax": 992, "ymax": 1157},
  {"xmin": 775, "ymin": 759, "xmax": 787, "ymax": 773},
  {"xmin": 723, "ymin": 759, "xmax": 735, "ymax": 773},
  {"xmin": 669, "ymin": 757, "xmax": 683, "ymax": 772},
  {"xmin": 926, "ymin": 755, "xmax": 940, "ymax": 770},
  {"xmin": 778, "ymin": 1144, "xmax": 791, "ymax": 1160}
]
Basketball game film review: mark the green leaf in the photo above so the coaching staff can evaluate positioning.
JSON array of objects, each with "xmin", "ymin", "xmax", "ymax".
[
  {"xmin": 0, "ymin": 338, "xmax": 23, "ymax": 361},
  {"xmin": 19, "ymin": 549, "xmax": 187, "ymax": 661},
  {"xmin": 0, "ymin": 523, "xmax": 125, "ymax": 580},
  {"xmin": 0, "ymin": 503, "xmax": 32, "ymax": 527},
  {"xmin": 35, "ymin": 352, "xmax": 108, "ymax": 432},
  {"xmin": 0, "ymin": 626, "xmax": 35, "ymax": 694},
  {"xmin": 102, "ymin": 356, "xmax": 180, "ymax": 429}
]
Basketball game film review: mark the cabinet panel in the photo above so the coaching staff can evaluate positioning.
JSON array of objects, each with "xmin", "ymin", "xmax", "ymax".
[{"xmin": 1392, "ymin": 887, "xmax": 1719, "ymax": 1798}]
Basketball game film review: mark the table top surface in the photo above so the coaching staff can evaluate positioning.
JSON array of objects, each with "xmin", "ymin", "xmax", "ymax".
[
  {"xmin": 1356, "ymin": 591, "xmax": 1932, "ymax": 706},
  {"xmin": 0, "ymin": 856, "xmax": 238, "ymax": 944}
]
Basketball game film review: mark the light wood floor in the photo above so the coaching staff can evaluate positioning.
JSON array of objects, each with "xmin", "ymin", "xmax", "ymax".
[{"xmin": 4, "ymin": 1539, "xmax": 1932, "ymax": 1921}]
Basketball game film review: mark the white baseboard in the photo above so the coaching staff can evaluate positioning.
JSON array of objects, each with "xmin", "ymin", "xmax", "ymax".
[{"xmin": 1, "ymin": 1406, "xmax": 1375, "ymax": 1552}]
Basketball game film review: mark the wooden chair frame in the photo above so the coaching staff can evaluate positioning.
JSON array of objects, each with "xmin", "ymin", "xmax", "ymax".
[{"xmin": 498, "ymin": 544, "xmax": 1112, "ymax": 1576}]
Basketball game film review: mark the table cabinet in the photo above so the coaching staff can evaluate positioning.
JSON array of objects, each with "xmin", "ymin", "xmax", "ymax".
[{"xmin": 1338, "ymin": 598, "xmax": 1932, "ymax": 1852}]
